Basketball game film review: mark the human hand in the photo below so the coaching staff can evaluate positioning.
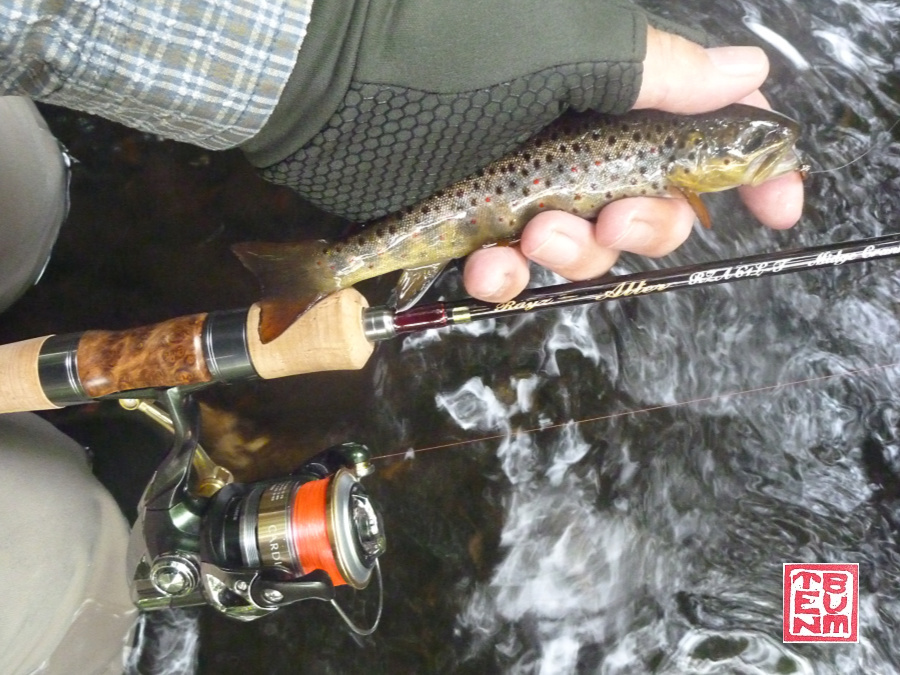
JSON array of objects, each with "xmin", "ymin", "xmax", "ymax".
[{"xmin": 462, "ymin": 26, "xmax": 806, "ymax": 302}]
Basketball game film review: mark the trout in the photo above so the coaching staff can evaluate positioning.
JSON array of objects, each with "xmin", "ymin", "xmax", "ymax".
[{"xmin": 235, "ymin": 104, "xmax": 803, "ymax": 343}]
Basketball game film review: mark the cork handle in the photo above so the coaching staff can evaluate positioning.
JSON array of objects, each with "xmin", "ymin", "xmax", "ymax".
[
  {"xmin": 0, "ymin": 288, "xmax": 374, "ymax": 414},
  {"xmin": 247, "ymin": 288, "xmax": 373, "ymax": 380},
  {"xmin": 0, "ymin": 336, "xmax": 57, "ymax": 412}
]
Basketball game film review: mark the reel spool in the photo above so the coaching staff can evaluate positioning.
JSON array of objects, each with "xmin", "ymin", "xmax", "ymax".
[{"xmin": 203, "ymin": 468, "xmax": 385, "ymax": 590}]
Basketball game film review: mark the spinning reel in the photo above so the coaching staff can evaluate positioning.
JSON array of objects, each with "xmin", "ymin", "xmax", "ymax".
[{"xmin": 126, "ymin": 386, "xmax": 386, "ymax": 631}]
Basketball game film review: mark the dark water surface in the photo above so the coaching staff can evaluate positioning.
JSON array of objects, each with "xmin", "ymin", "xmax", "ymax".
[{"xmin": 6, "ymin": 0, "xmax": 900, "ymax": 672}]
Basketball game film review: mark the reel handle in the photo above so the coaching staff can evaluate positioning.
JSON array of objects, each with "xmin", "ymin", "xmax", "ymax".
[{"xmin": 0, "ymin": 288, "xmax": 373, "ymax": 413}]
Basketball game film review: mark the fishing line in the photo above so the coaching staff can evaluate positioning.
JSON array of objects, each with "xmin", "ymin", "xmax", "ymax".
[
  {"xmin": 371, "ymin": 359, "xmax": 900, "ymax": 462},
  {"xmin": 292, "ymin": 475, "xmax": 347, "ymax": 586},
  {"xmin": 804, "ymin": 116, "xmax": 900, "ymax": 175}
]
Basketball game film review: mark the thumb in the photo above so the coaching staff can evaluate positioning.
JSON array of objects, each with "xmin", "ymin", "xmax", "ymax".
[{"xmin": 634, "ymin": 27, "xmax": 770, "ymax": 114}]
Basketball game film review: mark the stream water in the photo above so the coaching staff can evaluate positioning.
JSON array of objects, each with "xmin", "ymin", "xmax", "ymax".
[{"xmin": 11, "ymin": 0, "xmax": 900, "ymax": 673}]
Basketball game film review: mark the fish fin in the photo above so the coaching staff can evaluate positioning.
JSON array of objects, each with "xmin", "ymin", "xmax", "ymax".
[
  {"xmin": 670, "ymin": 187, "xmax": 712, "ymax": 229},
  {"xmin": 256, "ymin": 294, "xmax": 328, "ymax": 344},
  {"xmin": 392, "ymin": 261, "xmax": 451, "ymax": 311},
  {"xmin": 232, "ymin": 240, "xmax": 334, "ymax": 298},
  {"xmin": 233, "ymin": 240, "xmax": 338, "ymax": 343}
]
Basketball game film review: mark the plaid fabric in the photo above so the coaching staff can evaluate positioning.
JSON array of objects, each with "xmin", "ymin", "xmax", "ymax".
[{"xmin": 0, "ymin": 0, "xmax": 312, "ymax": 149}]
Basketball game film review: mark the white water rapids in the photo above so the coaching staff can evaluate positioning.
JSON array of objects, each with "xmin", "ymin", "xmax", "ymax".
[{"xmin": 371, "ymin": 1, "xmax": 900, "ymax": 672}]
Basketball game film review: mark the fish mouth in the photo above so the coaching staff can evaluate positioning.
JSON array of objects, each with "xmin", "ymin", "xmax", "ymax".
[{"xmin": 747, "ymin": 146, "xmax": 803, "ymax": 185}]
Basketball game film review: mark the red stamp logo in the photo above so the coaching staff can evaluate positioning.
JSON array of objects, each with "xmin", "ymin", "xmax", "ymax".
[{"xmin": 783, "ymin": 563, "xmax": 858, "ymax": 643}]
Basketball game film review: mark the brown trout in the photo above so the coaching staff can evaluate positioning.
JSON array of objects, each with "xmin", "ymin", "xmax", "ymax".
[{"xmin": 235, "ymin": 104, "xmax": 802, "ymax": 343}]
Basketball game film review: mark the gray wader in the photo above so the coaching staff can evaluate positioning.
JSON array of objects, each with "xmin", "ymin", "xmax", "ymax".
[{"xmin": 0, "ymin": 97, "xmax": 137, "ymax": 675}]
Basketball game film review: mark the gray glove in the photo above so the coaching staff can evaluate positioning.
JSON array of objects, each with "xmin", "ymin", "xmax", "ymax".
[{"xmin": 242, "ymin": 0, "xmax": 705, "ymax": 223}]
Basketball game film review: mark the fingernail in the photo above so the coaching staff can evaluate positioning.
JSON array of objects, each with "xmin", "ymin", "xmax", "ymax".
[
  {"xmin": 707, "ymin": 46, "xmax": 768, "ymax": 77},
  {"xmin": 528, "ymin": 230, "xmax": 581, "ymax": 267}
]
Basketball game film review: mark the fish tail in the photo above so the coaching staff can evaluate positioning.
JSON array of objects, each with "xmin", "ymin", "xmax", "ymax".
[{"xmin": 232, "ymin": 240, "xmax": 337, "ymax": 343}]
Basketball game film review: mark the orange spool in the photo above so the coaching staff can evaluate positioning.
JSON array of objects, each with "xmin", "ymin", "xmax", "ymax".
[{"xmin": 291, "ymin": 476, "xmax": 346, "ymax": 586}]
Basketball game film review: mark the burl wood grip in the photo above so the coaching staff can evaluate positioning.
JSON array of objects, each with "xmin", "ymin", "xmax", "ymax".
[
  {"xmin": 247, "ymin": 288, "xmax": 373, "ymax": 379},
  {"xmin": 78, "ymin": 313, "xmax": 212, "ymax": 397}
]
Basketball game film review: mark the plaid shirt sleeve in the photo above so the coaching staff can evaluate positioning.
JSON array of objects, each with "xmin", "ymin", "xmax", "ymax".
[{"xmin": 0, "ymin": 0, "xmax": 313, "ymax": 150}]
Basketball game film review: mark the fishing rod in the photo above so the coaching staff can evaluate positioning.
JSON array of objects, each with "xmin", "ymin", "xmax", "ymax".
[
  {"xmin": 1, "ymin": 231, "xmax": 900, "ymax": 414},
  {"xmin": 2, "ymin": 231, "xmax": 898, "ymax": 628}
]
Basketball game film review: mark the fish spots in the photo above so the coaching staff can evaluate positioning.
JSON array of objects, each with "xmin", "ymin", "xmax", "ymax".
[
  {"xmin": 485, "ymin": 196, "xmax": 491, "ymax": 203},
  {"xmin": 607, "ymin": 135, "xmax": 616, "ymax": 145},
  {"xmin": 533, "ymin": 179, "xmax": 540, "ymax": 185},
  {"xmin": 522, "ymin": 187, "xmax": 531, "ymax": 196},
  {"xmin": 632, "ymin": 132, "xmax": 642, "ymax": 142}
]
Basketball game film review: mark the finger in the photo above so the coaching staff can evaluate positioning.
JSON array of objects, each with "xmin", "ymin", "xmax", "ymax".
[
  {"xmin": 519, "ymin": 211, "xmax": 619, "ymax": 281},
  {"xmin": 737, "ymin": 90, "xmax": 770, "ymax": 109},
  {"xmin": 462, "ymin": 245, "xmax": 531, "ymax": 302},
  {"xmin": 593, "ymin": 198, "xmax": 696, "ymax": 256},
  {"xmin": 738, "ymin": 173, "xmax": 805, "ymax": 230},
  {"xmin": 635, "ymin": 27, "xmax": 769, "ymax": 113}
]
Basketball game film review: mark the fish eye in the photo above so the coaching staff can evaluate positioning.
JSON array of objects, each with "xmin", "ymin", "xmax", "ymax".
[{"xmin": 743, "ymin": 127, "xmax": 770, "ymax": 154}]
